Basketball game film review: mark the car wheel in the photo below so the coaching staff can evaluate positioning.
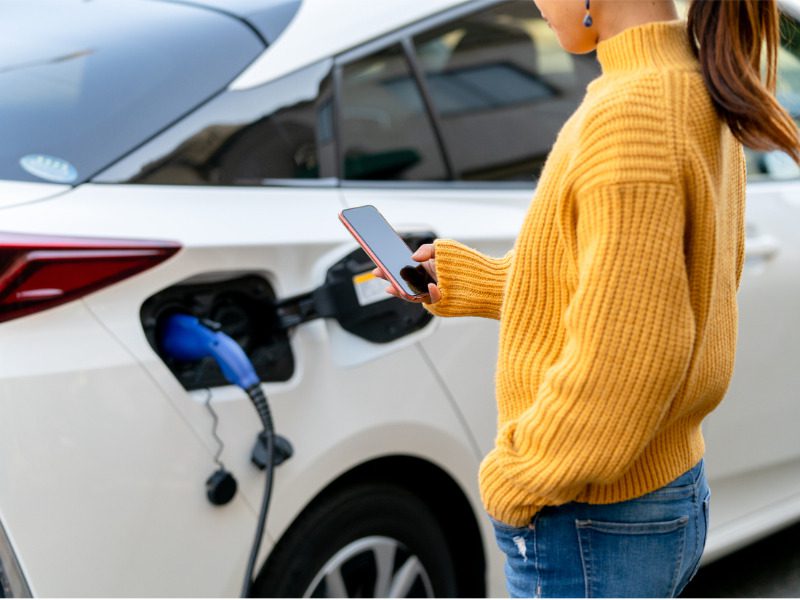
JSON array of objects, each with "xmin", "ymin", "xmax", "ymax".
[{"xmin": 253, "ymin": 482, "xmax": 459, "ymax": 597}]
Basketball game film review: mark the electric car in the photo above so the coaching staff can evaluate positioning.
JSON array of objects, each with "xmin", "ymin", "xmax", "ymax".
[{"xmin": 1, "ymin": 0, "xmax": 800, "ymax": 596}]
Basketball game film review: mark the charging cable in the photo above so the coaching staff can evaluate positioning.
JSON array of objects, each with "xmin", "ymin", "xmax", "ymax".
[{"xmin": 159, "ymin": 313, "xmax": 277, "ymax": 597}]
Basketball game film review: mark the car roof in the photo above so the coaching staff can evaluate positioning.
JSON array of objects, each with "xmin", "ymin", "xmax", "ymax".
[
  {"xmin": 229, "ymin": 0, "xmax": 472, "ymax": 90},
  {"xmin": 159, "ymin": 0, "xmax": 302, "ymax": 43},
  {"xmin": 229, "ymin": 0, "xmax": 800, "ymax": 91}
]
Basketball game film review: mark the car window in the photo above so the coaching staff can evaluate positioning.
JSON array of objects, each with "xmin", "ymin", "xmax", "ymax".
[
  {"xmin": 339, "ymin": 44, "xmax": 449, "ymax": 181},
  {"xmin": 1, "ymin": 0, "xmax": 263, "ymax": 185},
  {"xmin": 94, "ymin": 60, "xmax": 337, "ymax": 185},
  {"xmin": 412, "ymin": 0, "xmax": 600, "ymax": 182}
]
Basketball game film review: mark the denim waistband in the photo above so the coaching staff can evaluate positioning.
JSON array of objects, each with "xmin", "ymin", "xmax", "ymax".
[{"xmin": 667, "ymin": 458, "xmax": 705, "ymax": 489}]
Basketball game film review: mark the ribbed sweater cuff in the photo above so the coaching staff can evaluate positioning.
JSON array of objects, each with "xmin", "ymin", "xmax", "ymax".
[
  {"xmin": 422, "ymin": 239, "xmax": 513, "ymax": 319},
  {"xmin": 478, "ymin": 449, "xmax": 544, "ymax": 527}
]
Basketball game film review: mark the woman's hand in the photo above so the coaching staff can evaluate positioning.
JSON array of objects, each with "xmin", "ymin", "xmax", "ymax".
[{"xmin": 371, "ymin": 243, "xmax": 441, "ymax": 303}]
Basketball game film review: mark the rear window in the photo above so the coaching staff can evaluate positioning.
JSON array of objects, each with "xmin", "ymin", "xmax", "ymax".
[{"xmin": 0, "ymin": 0, "xmax": 263, "ymax": 185}]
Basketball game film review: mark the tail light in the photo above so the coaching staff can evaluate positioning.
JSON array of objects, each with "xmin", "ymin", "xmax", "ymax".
[{"xmin": 0, "ymin": 232, "xmax": 181, "ymax": 324}]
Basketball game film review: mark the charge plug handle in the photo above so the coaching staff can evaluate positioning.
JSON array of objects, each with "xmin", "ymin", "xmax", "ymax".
[{"xmin": 251, "ymin": 432, "xmax": 294, "ymax": 470}]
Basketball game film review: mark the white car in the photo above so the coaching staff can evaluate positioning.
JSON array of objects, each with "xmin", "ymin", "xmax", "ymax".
[{"xmin": 1, "ymin": 0, "xmax": 799, "ymax": 596}]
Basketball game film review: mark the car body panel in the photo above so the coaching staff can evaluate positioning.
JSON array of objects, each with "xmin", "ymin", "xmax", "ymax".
[
  {"xmin": 0, "ymin": 180, "xmax": 70, "ymax": 210},
  {"xmin": 0, "ymin": 301, "xmax": 257, "ymax": 596},
  {"xmin": 700, "ymin": 179, "xmax": 800, "ymax": 554}
]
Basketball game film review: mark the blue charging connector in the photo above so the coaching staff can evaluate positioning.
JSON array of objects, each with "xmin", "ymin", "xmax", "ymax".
[
  {"xmin": 160, "ymin": 313, "xmax": 261, "ymax": 390},
  {"xmin": 158, "ymin": 313, "xmax": 279, "ymax": 597}
]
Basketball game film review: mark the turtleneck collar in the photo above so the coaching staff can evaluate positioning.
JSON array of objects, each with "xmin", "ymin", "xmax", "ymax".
[{"xmin": 595, "ymin": 18, "xmax": 698, "ymax": 74}]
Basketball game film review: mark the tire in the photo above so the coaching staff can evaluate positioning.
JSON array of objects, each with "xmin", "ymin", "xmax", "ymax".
[{"xmin": 253, "ymin": 482, "xmax": 459, "ymax": 597}]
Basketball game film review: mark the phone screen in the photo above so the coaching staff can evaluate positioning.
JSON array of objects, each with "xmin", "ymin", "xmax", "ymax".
[{"xmin": 340, "ymin": 205, "xmax": 435, "ymax": 298}]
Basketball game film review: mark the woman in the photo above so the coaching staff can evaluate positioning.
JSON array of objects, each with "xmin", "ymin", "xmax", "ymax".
[{"xmin": 375, "ymin": 0, "xmax": 800, "ymax": 597}]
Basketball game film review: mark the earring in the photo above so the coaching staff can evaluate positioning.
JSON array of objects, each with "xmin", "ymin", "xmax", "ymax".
[{"xmin": 583, "ymin": 0, "xmax": 593, "ymax": 27}]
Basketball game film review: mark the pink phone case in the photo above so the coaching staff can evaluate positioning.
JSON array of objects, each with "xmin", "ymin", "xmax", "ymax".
[{"xmin": 338, "ymin": 211, "xmax": 429, "ymax": 302}]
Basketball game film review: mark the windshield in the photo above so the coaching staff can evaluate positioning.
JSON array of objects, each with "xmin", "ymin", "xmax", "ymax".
[{"xmin": 0, "ymin": 0, "xmax": 263, "ymax": 185}]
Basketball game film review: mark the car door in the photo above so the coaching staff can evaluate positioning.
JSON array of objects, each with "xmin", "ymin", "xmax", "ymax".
[{"xmin": 338, "ymin": 0, "xmax": 601, "ymax": 454}]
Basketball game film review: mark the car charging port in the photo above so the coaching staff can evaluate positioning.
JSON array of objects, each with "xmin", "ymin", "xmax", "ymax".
[{"xmin": 141, "ymin": 274, "xmax": 294, "ymax": 390}]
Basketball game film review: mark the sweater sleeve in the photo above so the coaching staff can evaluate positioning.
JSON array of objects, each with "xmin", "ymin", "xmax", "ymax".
[
  {"xmin": 422, "ymin": 238, "xmax": 514, "ymax": 320},
  {"xmin": 478, "ymin": 181, "xmax": 697, "ymax": 526}
]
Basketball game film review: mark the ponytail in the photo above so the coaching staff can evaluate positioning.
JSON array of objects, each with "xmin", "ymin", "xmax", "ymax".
[{"xmin": 687, "ymin": 0, "xmax": 800, "ymax": 164}]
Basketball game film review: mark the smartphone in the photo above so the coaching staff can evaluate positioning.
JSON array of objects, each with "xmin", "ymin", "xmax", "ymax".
[{"xmin": 339, "ymin": 205, "xmax": 435, "ymax": 301}]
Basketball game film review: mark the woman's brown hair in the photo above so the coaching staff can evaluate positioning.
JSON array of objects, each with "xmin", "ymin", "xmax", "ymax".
[{"xmin": 687, "ymin": 0, "xmax": 800, "ymax": 164}]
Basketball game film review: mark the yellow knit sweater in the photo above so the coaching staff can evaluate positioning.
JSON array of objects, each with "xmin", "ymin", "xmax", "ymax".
[{"xmin": 424, "ymin": 19, "xmax": 746, "ymax": 526}]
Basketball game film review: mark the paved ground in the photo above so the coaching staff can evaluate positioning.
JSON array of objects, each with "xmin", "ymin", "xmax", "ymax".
[{"xmin": 680, "ymin": 521, "xmax": 800, "ymax": 597}]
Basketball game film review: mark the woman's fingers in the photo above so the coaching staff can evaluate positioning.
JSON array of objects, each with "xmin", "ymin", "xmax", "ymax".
[
  {"xmin": 421, "ymin": 258, "xmax": 437, "ymax": 282},
  {"xmin": 427, "ymin": 282, "xmax": 441, "ymax": 303},
  {"xmin": 411, "ymin": 243, "xmax": 435, "ymax": 262},
  {"xmin": 374, "ymin": 243, "xmax": 441, "ymax": 303},
  {"xmin": 374, "ymin": 244, "xmax": 437, "ymax": 285}
]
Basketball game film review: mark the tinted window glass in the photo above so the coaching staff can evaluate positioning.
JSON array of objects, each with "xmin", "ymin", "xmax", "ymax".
[
  {"xmin": 0, "ymin": 0, "xmax": 263, "ymax": 184},
  {"xmin": 340, "ymin": 44, "xmax": 449, "ymax": 181},
  {"xmin": 413, "ymin": 0, "xmax": 600, "ymax": 181},
  {"xmin": 95, "ymin": 60, "xmax": 337, "ymax": 185}
]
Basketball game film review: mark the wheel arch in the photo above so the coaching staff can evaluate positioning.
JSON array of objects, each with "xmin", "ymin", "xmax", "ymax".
[{"xmin": 256, "ymin": 454, "xmax": 487, "ymax": 597}]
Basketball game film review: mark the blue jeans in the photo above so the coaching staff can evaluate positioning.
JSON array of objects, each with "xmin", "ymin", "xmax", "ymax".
[{"xmin": 489, "ymin": 459, "xmax": 710, "ymax": 598}]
